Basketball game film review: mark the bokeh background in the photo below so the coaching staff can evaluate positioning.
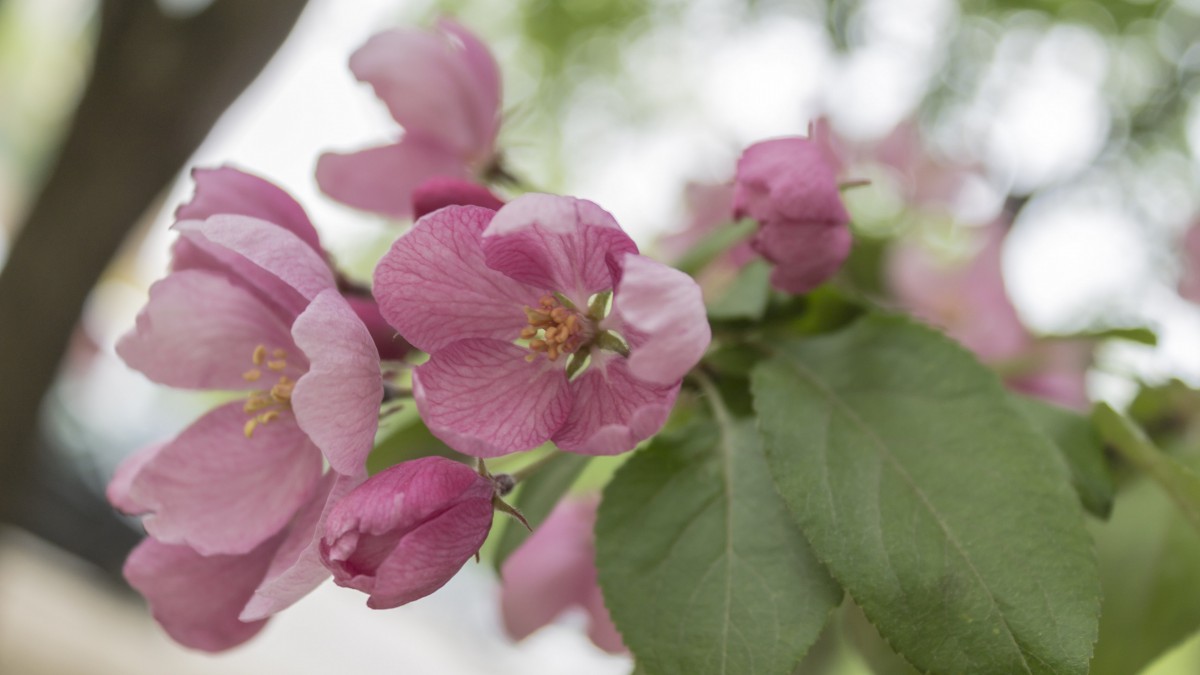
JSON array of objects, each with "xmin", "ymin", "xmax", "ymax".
[{"xmin": 1, "ymin": 0, "xmax": 1199, "ymax": 672}]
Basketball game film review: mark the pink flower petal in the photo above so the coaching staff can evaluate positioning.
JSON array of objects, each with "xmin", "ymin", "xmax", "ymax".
[
  {"xmin": 751, "ymin": 220, "xmax": 853, "ymax": 294},
  {"xmin": 412, "ymin": 176, "xmax": 505, "ymax": 220},
  {"xmin": 413, "ymin": 339, "xmax": 573, "ymax": 457},
  {"xmin": 437, "ymin": 19, "xmax": 502, "ymax": 147},
  {"xmin": 553, "ymin": 355, "xmax": 678, "ymax": 455},
  {"xmin": 500, "ymin": 498, "xmax": 598, "ymax": 641},
  {"xmin": 1181, "ymin": 221, "xmax": 1200, "ymax": 303},
  {"xmin": 734, "ymin": 137, "xmax": 849, "ymax": 226},
  {"xmin": 128, "ymin": 402, "xmax": 324, "ymax": 556},
  {"xmin": 107, "ymin": 442, "xmax": 164, "ymax": 515},
  {"xmin": 344, "ymin": 294, "xmax": 410, "ymax": 361},
  {"xmin": 316, "ymin": 138, "xmax": 470, "ymax": 220},
  {"xmin": 123, "ymin": 536, "xmax": 276, "ymax": 652},
  {"xmin": 320, "ymin": 457, "xmax": 494, "ymax": 608},
  {"xmin": 240, "ymin": 472, "xmax": 364, "ymax": 621},
  {"xmin": 609, "ymin": 254, "xmax": 710, "ymax": 385},
  {"xmin": 581, "ymin": 585, "xmax": 626, "ymax": 654},
  {"xmin": 290, "ymin": 290, "xmax": 383, "ymax": 476},
  {"xmin": 374, "ymin": 205, "xmax": 536, "ymax": 353},
  {"xmin": 349, "ymin": 26, "xmax": 496, "ymax": 160},
  {"xmin": 176, "ymin": 166, "xmax": 322, "ymax": 254},
  {"xmin": 174, "ymin": 215, "xmax": 336, "ymax": 306},
  {"xmin": 117, "ymin": 270, "xmax": 300, "ymax": 390},
  {"xmin": 482, "ymin": 194, "xmax": 639, "ymax": 302}
]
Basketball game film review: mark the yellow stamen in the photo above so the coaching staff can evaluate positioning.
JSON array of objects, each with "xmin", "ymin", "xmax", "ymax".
[
  {"xmin": 258, "ymin": 410, "xmax": 280, "ymax": 424},
  {"xmin": 519, "ymin": 326, "xmax": 538, "ymax": 339},
  {"xmin": 242, "ymin": 368, "xmax": 262, "ymax": 382},
  {"xmin": 244, "ymin": 418, "xmax": 259, "ymax": 438},
  {"xmin": 272, "ymin": 348, "xmax": 286, "ymax": 358},
  {"xmin": 252, "ymin": 345, "xmax": 267, "ymax": 366},
  {"xmin": 266, "ymin": 359, "xmax": 287, "ymax": 372}
]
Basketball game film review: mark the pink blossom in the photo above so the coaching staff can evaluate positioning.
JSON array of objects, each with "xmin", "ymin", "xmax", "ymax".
[
  {"xmin": 374, "ymin": 194, "xmax": 711, "ymax": 457},
  {"xmin": 1179, "ymin": 220, "xmax": 1200, "ymax": 303},
  {"xmin": 733, "ymin": 135, "xmax": 852, "ymax": 294},
  {"xmin": 317, "ymin": 20, "xmax": 502, "ymax": 219},
  {"xmin": 319, "ymin": 457, "xmax": 496, "ymax": 609},
  {"xmin": 500, "ymin": 496, "xmax": 625, "ymax": 653}
]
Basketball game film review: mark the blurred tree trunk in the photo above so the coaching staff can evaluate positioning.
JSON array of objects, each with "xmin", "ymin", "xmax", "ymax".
[{"xmin": 0, "ymin": 0, "xmax": 309, "ymax": 520}]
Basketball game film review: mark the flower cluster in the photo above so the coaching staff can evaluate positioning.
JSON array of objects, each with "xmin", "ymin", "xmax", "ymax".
[{"xmin": 108, "ymin": 19, "xmax": 851, "ymax": 654}]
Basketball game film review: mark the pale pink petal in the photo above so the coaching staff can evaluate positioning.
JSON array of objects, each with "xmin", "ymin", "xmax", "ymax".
[
  {"xmin": 734, "ymin": 137, "xmax": 849, "ymax": 226},
  {"xmin": 117, "ymin": 270, "xmax": 301, "ymax": 390},
  {"xmin": 1181, "ymin": 221, "xmax": 1200, "ymax": 303},
  {"xmin": 170, "ymin": 236, "xmax": 307, "ymax": 322},
  {"xmin": 373, "ymin": 205, "xmax": 537, "ymax": 353},
  {"xmin": 349, "ymin": 26, "xmax": 495, "ymax": 160},
  {"xmin": 344, "ymin": 295, "xmax": 410, "ymax": 361},
  {"xmin": 129, "ymin": 402, "xmax": 324, "ymax": 556},
  {"xmin": 413, "ymin": 339, "xmax": 573, "ymax": 457},
  {"xmin": 581, "ymin": 585, "xmax": 627, "ymax": 654},
  {"xmin": 437, "ymin": 19, "xmax": 502, "ymax": 146},
  {"xmin": 752, "ymin": 221, "xmax": 852, "ymax": 294},
  {"xmin": 320, "ymin": 457, "xmax": 494, "ymax": 608},
  {"xmin": 609, "ymin": 254, "xmax": 710, "ymax": 385},
  {"xmin": 290, "ymin": 290, "xmax": 383, "ymax": 476},
  {"xmin": 412, "ymin": 176, "xmax": 504, "ymax": 219},
  {"xmin": 174, "ymin": 216, "xmax": 335, "ymax": 305},
  {"xmin": 240, "ymin": 472, "xmax": 364, "ymax": 621},
  {"xmin": 482, "ymin": 194, "xmax": 639, "ymax": 302},
  {"xmin": 316, "ymin": 137, "xmax": 469, "ymax": 219},
  {"xmin": 553, "ymin": 355, "xmax": 678, "ymax": 455},
  {"xmin": 176, "ymin": 166, "xmax": 322, "ymax": 254},
  {"xmin": 124, "ymin": 537, "xmax": 275, "ymax": 652},
  {"xmin": 107, "ymin": 442, "xmax": 165, "ymax": 515},
  {"xmin": 500, "ymin": 498, "xmax": 597, "ymax": 641}
]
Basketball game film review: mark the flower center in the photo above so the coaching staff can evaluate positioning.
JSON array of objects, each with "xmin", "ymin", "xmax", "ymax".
[
  {"xmin": 241, "ymin": 344, "xmax": 294, "ymax": 437},
  {"xmin": 520, "ymin": 295, "xmax": 587, "ymax": 363}
]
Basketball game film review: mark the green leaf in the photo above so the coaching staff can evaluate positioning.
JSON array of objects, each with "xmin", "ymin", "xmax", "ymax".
[
  {"xmin": 707, "ymin": 260, "xmax": 771, "ymax": 321},
  {"xmin": 1011, "ymin": 394, "xmax": 1114, "ymax": 518},
  {"xmin": 674, "ymin": 219, "xmax": 757, "ymax": 276},
  {"xmin": 1094, "ymin": 402, "xmax": 1200, "ymax": 534},
  {"xmin": 596, "ymin": 416, "xmax": 842, "ymax": 675},
  {"xmin": 1048, "ymin": 326, "xmax": 1157, "ymax": 346},
  {"xmin": 367, "ymin": 415, "xmax": 461, "ymax": 475},
  {"xmin": 490, "ymin": 452, "xmax": 591, "ymax": 572},
  {"xmin": 1089, "ymin": 473, "xmax": 1200, "ymax": 675},
  {"xmin": 752, "ymin": 314, "xmax": 1100, "ymax": 675}
]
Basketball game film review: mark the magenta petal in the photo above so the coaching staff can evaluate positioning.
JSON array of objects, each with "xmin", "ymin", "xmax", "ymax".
[
  {"xmin": 344, "ymin": 295, "xmax": 410, "ymax": 361},
  {"xmin": 117, "ymin": 270, "xmax": 299, "ymax": 390},
  {"xmin": 734, "ymin": 137, "xmax": 849, "ymax": 226},
  {"xmin": 129, "ymin": 402, "xmax": 324, "ymax": 556},
  {"xmin": 553, "ymin": 355, "xmax": 678, "ymax": 455},
  {"xmin": 500, "ymin": 498, "xmax": 597, "ymax": 641},
  {"xmin": 412, "ymin": 176, "xmax": 505, "ymax": 220},
  {"xmin": 240, "ymin": 472, "xmax": 364, "ymax": 621},
  {"xmin": 177, "ymin": 167, "xmax": 322, "ymax": 254},
  {"xmin": 373, "ymin": 205, "xmax": 535, "ymax": 353},
  {"xmin": 320, "ymin": 457, "xmax": 494, "ymax": 608},
  {"xmin": 752, "ymin": 221, "xmax": 852, "ymax": 294},
  {"xmin": 610, "ymin": 254, "xmax": 710, "ymax": 385},
  {"xmin": 124, "ymin": 537, "xmax": 275, "ymax": 652},
  {"xmin": 290, "ymin": 290, "xmax": 383, "ymax": 476},
  {"xmin": 107, "ymin": 442, "xmax": 165, "ymax": 515},
  {"xmin": 349, "ymin": 26, "xmax": 495, "ymax": 160},
  {"xmin": 413, "ymin": 339, "xmax": 573, "ymax": 457},
  {"xmin": 482, "ymin": 194, "xmax": 639, "ymax": 301},
  {"xmin": 316, "ymin": 138, "xmax": 469, "ymax": 219},
  {"xmin": 174, "ymin": 216, "xmax": 335, "ymax": 305}
]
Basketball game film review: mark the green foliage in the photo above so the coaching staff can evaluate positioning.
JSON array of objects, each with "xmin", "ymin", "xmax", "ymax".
[
  {"xmin": 596, "ymin": 416, "xmax": 841, "ymax": 675},
  {"xmin": 707, "ymin": 260, "xmax": 771, "ymax": 321},
  {"xmin": 491, "ymin": 452, "xmax": 591, "ymax": 571},
  {"xmin": 367, "ymin": 415, "xmax": 460, "ymax": 475},
  {"xmin": 752, "ymin": 314, "xmax": 1100, "ymax": 675},
  {"xmin": 1012, "ymin": 394, "xmax": 1114, "ymax": 518}
]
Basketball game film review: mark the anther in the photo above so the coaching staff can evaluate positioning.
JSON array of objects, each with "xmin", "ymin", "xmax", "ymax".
[
  {"xmin": 529, "ymin": 339, "xmax": 547, "ymax": 352},
  {"xmin": 266, "ymin": 359, "xmax": 287, "ymax": 372},
  {"xmin": 243, "ymin": 418, "xmax": 259, "ymax": 438},
  {"xmin": 520, "ymin": 326, "xmax": 538, "ymax": 339},
  {"xmin": 252, "ymin": 345, "xmax": 267, "ymax": 366},
  {"xmin": 272, "ymin": 348, "xmax": 286, "ymax": 358},
  {"xmin": 242, "ymin": 368, "xmax": 262, "ymax": 382}
]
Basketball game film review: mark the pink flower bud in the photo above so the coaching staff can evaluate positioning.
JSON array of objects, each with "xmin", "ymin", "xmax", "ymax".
[{"xmin": 319, "ymin": 457, "xmax": 496, "ymax": 609}]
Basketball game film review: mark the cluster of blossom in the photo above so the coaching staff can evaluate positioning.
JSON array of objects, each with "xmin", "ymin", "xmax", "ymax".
[{"xmin": 106, "ymin": 19, "xmax": 856, "ymax": 652}]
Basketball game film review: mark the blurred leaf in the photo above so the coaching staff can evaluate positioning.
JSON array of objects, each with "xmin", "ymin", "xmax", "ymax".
[
  {"xmin": 707, "ymin": 260, "xmax": 771, "ymax": 321},
  {"xmin": 1012, "ymin": 394, "xmax": 1114, "ymax": 518},
  {"xmin": 753, "ymin": 314, "xmax": 1100, "ymax": 675},
  {"xmin": 674, "ymin": 219, "xmax": 757, "ymax": 276},
  {"xmin": 491, "ymin": 452, "xmax": 591, "ymax": 572},
  {"xmin": 596, "ymin": 415, "xmax": 841, "ymax": 675},
  {"xmin": 367, "ymin": 416, "xmax": 461, "ymax": 475}
]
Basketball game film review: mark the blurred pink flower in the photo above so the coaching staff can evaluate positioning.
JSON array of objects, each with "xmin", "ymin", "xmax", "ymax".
[
  {"xmin": 412, "ymin": 176, "xmax": 505, "ymax": 220},
  {"xmin": 374, "ymin": 194, "xmax": 710, "ymax": 457},
  {"xmin": 1179, "ymin": 220, "xmax": 1200, "ymax": 303},
  {"xmin": 734, "ymin": 135, "xmax": 852, "ymax": 294},
  {"xmin": 320, "ymin": 457, "xmax": 496, "ymax": 609},
  {"xmin": 317, "ymin": 20, "xmax": 502, "ymax": 219},
  {"xmin": 500, "ymin": 496, "xmax": 625, "ymax": 654}
]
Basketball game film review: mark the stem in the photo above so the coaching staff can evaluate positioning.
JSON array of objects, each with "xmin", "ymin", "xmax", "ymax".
[
  {"xmin": 1093, "ymin": 402, "xmax": 1200, "ymax": 533},
  {"xmin": 511, "ymin": 451, "xmax": 566, "ymax": 483},
  {"xmin": 675, "ymin": 219, "xmax": 758, "ymax": 277},
  {"xmin": 691, "ymin": 370, "xmax": 734, "ymax": 430}
]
